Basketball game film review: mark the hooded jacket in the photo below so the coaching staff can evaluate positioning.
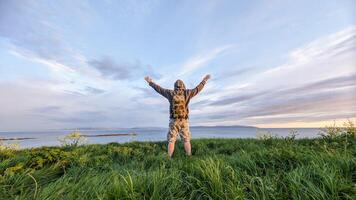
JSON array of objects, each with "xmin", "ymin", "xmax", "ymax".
[{"xmin": 149, "ymin": 79, "xmax": 207, "ymax": 119}]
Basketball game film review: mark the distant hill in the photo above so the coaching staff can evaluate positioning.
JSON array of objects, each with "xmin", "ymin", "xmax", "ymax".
[
  {"xmin": 65, "ymin": 125, "xmax": 258, "ymax": 130},
  {"xmin": 132, "ymin": 125, "xmax": 258, "ymax": 129},
  {"xmin": 190, "ymin": 125, "xmax": 257, "ymax": 129},
  {"xmin": 131, "ymin": 126, "xmax": 165, "ymax": 129}
]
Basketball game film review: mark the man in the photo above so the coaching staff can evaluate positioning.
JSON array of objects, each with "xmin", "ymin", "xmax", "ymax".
[{"xmin": 144, "ymin": 74, "xmax": 211, "ymax": 157}]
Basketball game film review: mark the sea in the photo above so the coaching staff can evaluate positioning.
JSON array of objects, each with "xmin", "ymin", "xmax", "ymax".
[{"xmin": 0, "ymin": 126, "xmax": 321, "ymax": 149}]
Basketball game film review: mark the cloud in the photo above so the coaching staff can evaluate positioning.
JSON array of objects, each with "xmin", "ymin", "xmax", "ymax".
[
  {"xmin": 214, "ymin": 67, "xmax": 254, "ymax": 80},
  {"xmin": 0, "ymin": 1, "xmax": 89, "ymax": 73},
  {"xmin": 89, "ymin": 57, "xmax": 136, "ymax": 80},
  {"xmin": 202, "ymin": 87, "xmax": 356, "ymax": 122},
  {"xmin": 32, "ymin": 106, "xmax": 62, "ymax": 113},
  {"xmin": 31, "ymin": 105, "xmax": 109, "ymax": 125},
  {"xmin": 281, "ymin": 73, "xmax": 356, "ymax": 95},
  {"xmin": 0, "ymin": 0, "xmax": 161, "ymax": 81},
  {"xmin": 132, "ymin": 86, "xmax": 158, "ymax": 98},
  {"xmin": 88, "ymin": 57, "xmax": 161, "ymax": 81},
  {"xmin": 48, "ymin": 110, "xmax": 108, "ymax": 124},
  {"xmin": 0, "ymin": 79, "xmax": 143, "ymax": 130},
  {"xmin": 0, "ymin": 0, "xmax": 158, "ymax": 102},
  {"xmin": 179, "ymin": 44, "xmax": 234, "ymax": 76},
  {"xmin": 209, "ymin": 91, "xmax": 268, "ymax": 106},
  {"xmin": 0, "ymin": 1, "xmax": 120, "ymax": 95},
  {"xmin": 143, "ymin": 65, "xmax": 162, "ymax": 79},
  {"xmin": 255, "ymin": 26, "xmax": 356, "ymax": 89},
  {"xmin": 84, "ymin": 86, "xmax": 106, "ymax": 94},
  {"xmin": 0, "ymin": 80, "xmax": 69, "ymax": 130},
  {"xmin": 289, "ymin": 26, "xmax": 356, "ymax": 63},
  {"xmin": 210, "ymin": 73, "xmax": 356, "ymax": 107},
  {"xmin": 192, "ymin": 26, "xmax": 356, "ymax": 126}
]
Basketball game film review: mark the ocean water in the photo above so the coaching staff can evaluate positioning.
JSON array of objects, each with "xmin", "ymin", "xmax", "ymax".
[{"xmin": 0, "ymin": 127, "xmax": 321, "ymax": 148}]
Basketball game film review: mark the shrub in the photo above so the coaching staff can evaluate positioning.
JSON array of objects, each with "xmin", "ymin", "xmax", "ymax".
[
  {"xmin": 58, "ymin": 130, "xmax": 87, "ymax": 147},
  {"xmin": 256, "ymin": 131, "xmax": 276, "ymax": 140}
]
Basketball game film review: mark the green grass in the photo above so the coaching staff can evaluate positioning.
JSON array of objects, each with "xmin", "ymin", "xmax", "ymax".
[{"xmin": 0, "ymin": 130, "xmax": 355, "ymax": 199}]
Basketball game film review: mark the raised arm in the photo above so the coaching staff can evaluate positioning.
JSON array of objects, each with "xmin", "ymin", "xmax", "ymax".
[
  {"xmin": 188, "ymin": 74, "xmax": 211, "ymax": 98},
  {"xmin": 145, "ymin": 76, "xmax": 171, "ymax": 99}
]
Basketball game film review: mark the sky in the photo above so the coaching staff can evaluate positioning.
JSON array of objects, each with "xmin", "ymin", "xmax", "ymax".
[{"xmin": 0, "ymin": 0, "xmax": 355, "ymax": 131}]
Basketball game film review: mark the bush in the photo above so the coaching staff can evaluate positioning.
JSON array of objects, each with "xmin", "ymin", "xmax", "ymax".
[{"xmin": 58, "ymin": 130, "xmax": 87, "ymax": 147}]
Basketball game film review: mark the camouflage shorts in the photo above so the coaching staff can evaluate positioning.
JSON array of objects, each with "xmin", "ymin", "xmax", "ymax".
[{"xmin": 167, "ymin": 119, "xmax": 191, "ymax": 143}]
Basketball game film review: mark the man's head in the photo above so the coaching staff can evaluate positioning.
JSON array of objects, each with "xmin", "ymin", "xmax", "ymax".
[{"xmin": 174, "ymin": 79, "xmax": 186, "ymax": 91}]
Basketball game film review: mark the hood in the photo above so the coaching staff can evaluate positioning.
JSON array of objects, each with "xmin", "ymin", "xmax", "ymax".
[{"xmin": 174, "ymin": 79, "xmax": 186, "ymax": 90}]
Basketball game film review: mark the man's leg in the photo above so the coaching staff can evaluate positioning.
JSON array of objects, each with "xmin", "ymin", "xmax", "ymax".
[
  {"xmin": 183, "ymin": 141, "xmax": 191, "ymax": 156},
  {"xmin": 167, "ymin": 119, "xmax": 178, "ymax": 158},
  {"xmin": 180, "ymin": 119, "xmax": 192, "ymax": 156},
  {"xmin": 168, "ymin": 141, "xmax": 176, "ymax": 157}
]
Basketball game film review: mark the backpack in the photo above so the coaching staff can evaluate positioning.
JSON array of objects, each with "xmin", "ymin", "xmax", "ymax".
[{"xmin": 172, "ymin": 92, "xmax": 188, "ymax": 119}]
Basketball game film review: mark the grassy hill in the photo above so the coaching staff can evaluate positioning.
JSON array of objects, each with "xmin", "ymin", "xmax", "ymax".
[{"xmin": 0, "ymin": 125, "xmax": 355, "ymax": 199}]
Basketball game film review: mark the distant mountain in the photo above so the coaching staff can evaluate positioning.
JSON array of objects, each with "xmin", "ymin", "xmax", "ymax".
[
  {"xmin": 190, "ymin": 125, "xmax": 257, "ymax": 129},
  {"xmin": 64, "ymin": 125, "xmax": 258, "ymax": 130},
  {"xmin": 65, "ymin": 127, "xmax": 165, "ymax": 130},
  {"xmin": 64, "ymin": 127, "xmax": 128, "ymax": 131},
  {"xmin": 131, "ymin": 126, "xmax": 165, "ymax": 129},
  {"xmin": 131, "ymin": 125, "xmax": 257, "ymax": 129}
]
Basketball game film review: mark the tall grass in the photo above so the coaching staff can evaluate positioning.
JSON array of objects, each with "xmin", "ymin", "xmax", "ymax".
[{"xmin": 0, "ymin": 123, "xmax": 355, "ymax": 199}]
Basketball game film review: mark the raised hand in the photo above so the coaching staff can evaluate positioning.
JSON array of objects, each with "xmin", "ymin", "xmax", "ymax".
[
  {"xmin": 144, "ymin": 76, "xmax": 153, "ymax": 83},
  {"xmin": 203, "ymin": 74, "xmax": 211, "ymax": 82}
]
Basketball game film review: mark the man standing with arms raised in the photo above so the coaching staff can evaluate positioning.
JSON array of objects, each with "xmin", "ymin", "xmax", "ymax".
[{"xmin": 144, "ymin": 75, "xmax": 211, "ymax": 158}]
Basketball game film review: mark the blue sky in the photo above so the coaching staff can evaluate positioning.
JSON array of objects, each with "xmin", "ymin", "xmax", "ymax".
[{"xmin": 0, "ymin": 0, "xmax": 355, "ymax": 130}]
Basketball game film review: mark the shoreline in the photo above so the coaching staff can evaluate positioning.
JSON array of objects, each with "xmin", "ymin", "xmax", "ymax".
[
  {"xmin": 0, "ymin": 132, "xmax": 138, "ymax": 141},
  {"xmin": 0, "ymin": 137, "xmax": 36, "ymax": 141}
]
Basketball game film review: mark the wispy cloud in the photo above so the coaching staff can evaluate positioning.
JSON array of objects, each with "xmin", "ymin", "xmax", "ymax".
[
  {"xmin": 179, "ymin": 44, "xmax": 234, "ymax": 76},
  {"xmin": 84, "ymin": 86, "xmax": 106, "ymax": 95},
  {"xmin": 192, "ymin": 26, "xmax": 356, "ymax": 127},
  {"xmin": 0, "ymin": 1, "xmax": 88, "ymax": 73},
  {"xmin": 258, "ymin": 26, "xmax": 356, "ymax": 86},
  {"xmin": 88, "ymin": 57, "xmax": 161, "ymax": 81},
  {"xmin": 32, "ymin": 106, "xmax": 62, "ymax": 114},
  {"xmin": 89, "ymin": 57, "xmax": 137, "ymax": 80},
  {"xmin": 210, "ymin": 73, "xmax": 356, "ymax": 107},
  {"xmin": 0, "ymin": 1, "xmax": 159, "ymax": 98},
  {"xmin": 214, "ymin": 67, "xmax": 254, "ymax": 80},
  {"xmin": 9, "ymin": 49, "xmax": 76, "ymax": 74}
]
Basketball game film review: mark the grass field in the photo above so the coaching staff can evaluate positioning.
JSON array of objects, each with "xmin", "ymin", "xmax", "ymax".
[{"xmin": 0, "ymin": 125, "xmax": 355, "ymax": 199}]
